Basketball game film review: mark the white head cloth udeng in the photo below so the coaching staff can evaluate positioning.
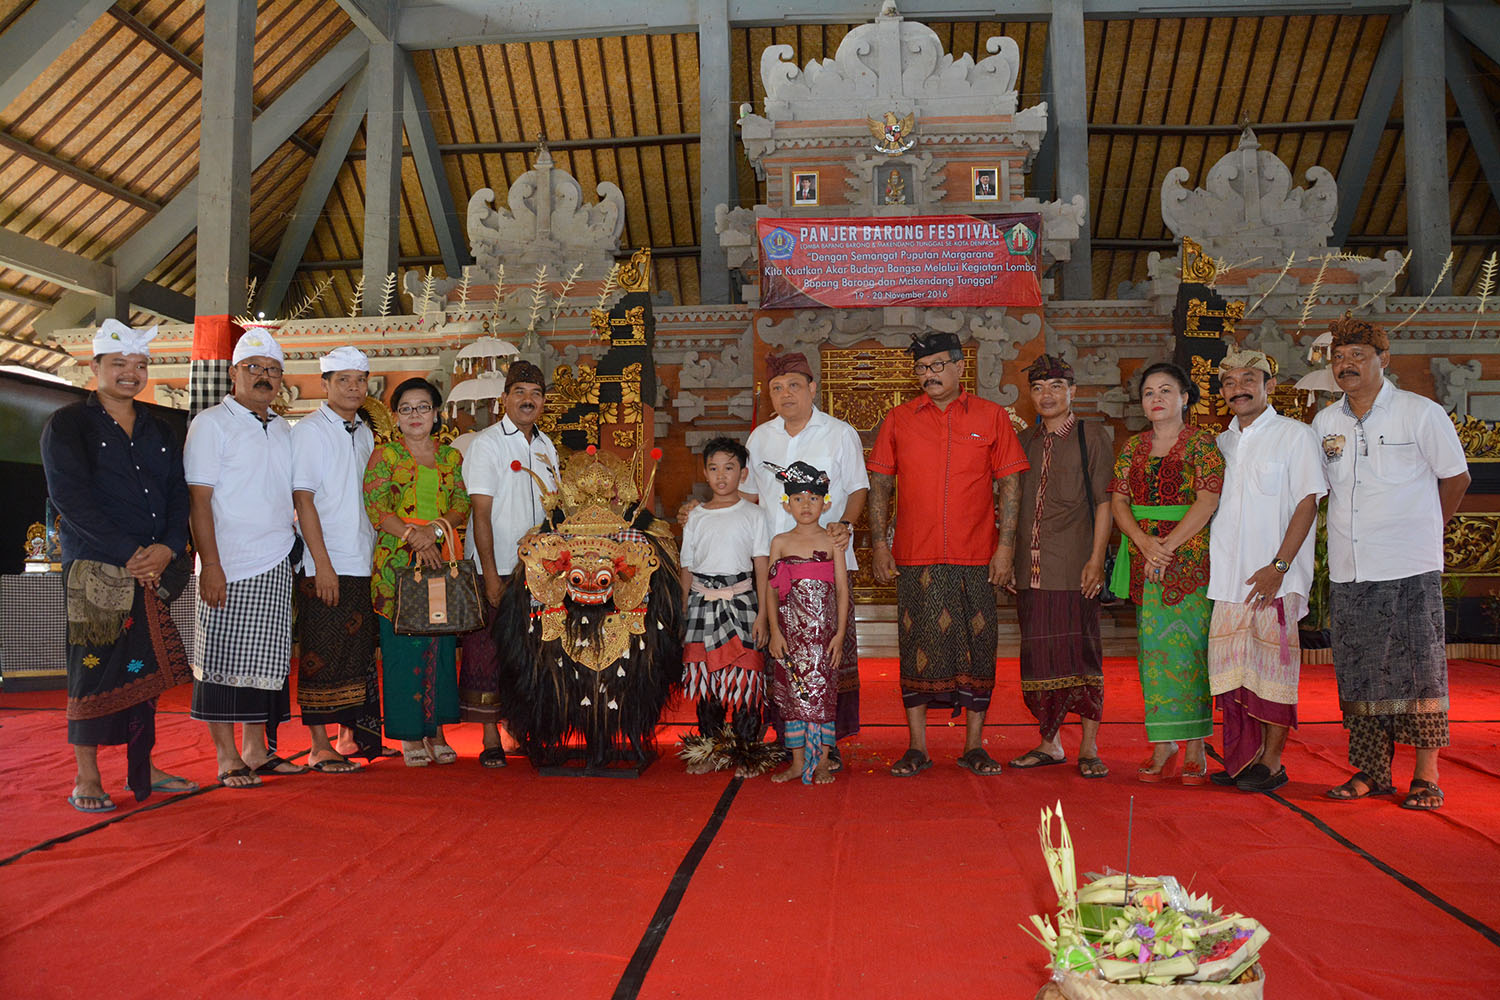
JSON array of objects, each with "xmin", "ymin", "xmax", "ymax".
[
  {"xmin": 320, "ymin": 345, "xmax": 369, "ymax": 373},
  {"xmin": 232, "ymin": 327, "xmax": 284, "ymax": 365},
  {"xmin": 93, "ymin": 318, "xmax": 157, "ymax": 358}
]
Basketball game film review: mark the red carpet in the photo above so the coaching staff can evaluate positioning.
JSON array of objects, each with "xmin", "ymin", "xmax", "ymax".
[{"xmin": 3, "ymin": 658, "xmax": 1499, "ymax": 998}]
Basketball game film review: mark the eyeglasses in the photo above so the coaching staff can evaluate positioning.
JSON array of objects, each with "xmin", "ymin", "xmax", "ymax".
[
  {"xmin": 397, "ymin": 403, "xmax": 434, "ymax": 416},
  {"xmin": 914, "ymin": 359, "xmax": 956, "ymax": 375},
  {"xmin": 240, "ymin": 362, "xmax": 283, "ymax": 378}
]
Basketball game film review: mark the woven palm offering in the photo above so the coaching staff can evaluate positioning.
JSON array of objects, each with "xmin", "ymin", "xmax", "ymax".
[{"xmin": 1026, "ymin": 804, "xmax": 1268, "ymax": 999}]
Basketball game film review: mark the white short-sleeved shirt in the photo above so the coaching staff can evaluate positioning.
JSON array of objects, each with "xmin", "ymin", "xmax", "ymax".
[
  {"xmin": 745, "ymin": 407, "xmax": 870, "ymax": 568},
  {"xmin": 681, "ymin": 499, "xmax": 769, "ymax": 578},
  {"xmin": 1311, "ymin": 379, "xmax": 1469, "ymax": 583},
  {"xmin": 1208, "ymin": 407, "xmax": 1327, "ymax": 606},
  {"xmin": 462, "ymin": 416, "xmax": 559, "ymax": 575},
  {"xmin": 290, "ymin": 403, "xmax": 376, "ymax": 577},
  {"xmin": 184, "ymin": 394, "xmax": 295, "ymax": 583}
]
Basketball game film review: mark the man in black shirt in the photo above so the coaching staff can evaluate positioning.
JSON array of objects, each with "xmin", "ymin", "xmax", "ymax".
[{"xmin": 41, "ymin": 320, "xmax": 195, "ymax": 811}]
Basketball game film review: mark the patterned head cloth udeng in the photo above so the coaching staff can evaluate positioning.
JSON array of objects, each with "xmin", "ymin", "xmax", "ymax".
[
  {"xmin": 504, "ymin": 359, "xmax": 546, "ymax": 392},
  {"xmin": 1025, "ymin": 353, "xmax": 1074, "ymax": 383},
  {"xmin": 765, "ymin": 352, "xmax": 814, "ymax": 380},
  {"xmin": 766, "ymin": 459, "xmax": 831, "ymax": 498},
  {"xmin": 320, "ymin": 345, "xmax": 369, "ymax": 373},
  {"xmin": 231, "ymin": 327, "xmax": 284, "ymax": 365},
  {"xmin": 92, "ymin": 318, "xmax": 157, "ymax": 358},
  {"xmin": 1218, "ymin": 349, "xmax": 1274, "ymax": 377},
  {"xmin": 908, "ymin": 330, "xmax": 962, "ymax": 359},
  {"xmin": 1328, "ymin": 312, "xmax": 1389, "ymax": 353}
]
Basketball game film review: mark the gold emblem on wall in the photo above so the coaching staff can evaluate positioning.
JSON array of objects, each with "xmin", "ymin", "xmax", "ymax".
[{"xmin": 1445, "ymin": 514, "xmax": 1500, "ymax": 576}]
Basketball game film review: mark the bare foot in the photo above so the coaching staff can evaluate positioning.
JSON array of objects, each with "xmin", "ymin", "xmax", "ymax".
[
  {"xmin": 812, "ymin": 758, "xmax": 835, "ymax": 784},
  {"xmin": 685, "ymin": 759, "xmax": 719, "ymax": 775},
  {"xmin": 770, "ymin": 761, "xmax": 802, "ymax": 783}
]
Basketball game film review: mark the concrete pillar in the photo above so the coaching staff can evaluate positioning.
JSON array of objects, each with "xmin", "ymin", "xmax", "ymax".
[
  {"xmin": 363, "ymin": 40, "xmax": 405, "ymax": 315},
  {"xmin": 195, "ymin": 0, "xmax": 256, "ymax": 317},
  {"xmin": 1050, "ymin": 0, "xmax": 1092, "ymax": 300},
  {"xmin": 697, "ymin": 0, "xmax": 732, "ymax": 305},
  {"xmin": 1403, "ymin": 0, "xmax": 1453, "ymax": 294}
]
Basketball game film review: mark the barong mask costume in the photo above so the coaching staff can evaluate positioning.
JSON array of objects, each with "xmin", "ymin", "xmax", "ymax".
[{"xmin": 495, "ymin": 445, "xmax": 683, "ymax": 766}]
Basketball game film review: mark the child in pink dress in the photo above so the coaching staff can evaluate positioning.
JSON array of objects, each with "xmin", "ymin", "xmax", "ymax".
[{"xmin": 765, "ymin": 461, "xmax": 849, "ymax": 785}]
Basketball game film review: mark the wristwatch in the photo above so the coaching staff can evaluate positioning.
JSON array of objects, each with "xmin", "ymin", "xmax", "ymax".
[{"xmin": 1272, "ymin": 558, "xmax": 1290, "ymax": 574}]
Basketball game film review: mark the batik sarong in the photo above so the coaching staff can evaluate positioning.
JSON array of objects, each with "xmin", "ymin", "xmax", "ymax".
[
  {"xmin": 378, "ymin": 617, "xmax": 459, "ymax": 741},
  {"xmin": 1016, "ymin": 588, "xmax": 1103, "ymax": 740},
  {"xmin": 296, "ymin": 572, "xmax": 383, "ymax": 751},
  {"xmin": 1137, "ymin": 581, "xmax": 1213, "ymax": 742},
  {"xmin": 191, "ymin": 559, "xmax": 294, "ymax": 724},
  {"xmin": 459, "ymin": 597, "xmax": 502, "ymax": 723},
  {"xmin": 1208, "ymin": 597, "xmax": 1302, "ymax": 776},
  {"xmin": 1331, "ymin": 571, "xmax": 1449, "ymax": 784},
  {"xmin": 896, "ymin": 564, "xmax": 998, "ymax": 712},
  {"xmin": 769, "ymin": 555, "xmax": 838, "ymax": 724},
  {"xmin": 64, "ymin": 561, "xmax": 192, "ymax": 799}
]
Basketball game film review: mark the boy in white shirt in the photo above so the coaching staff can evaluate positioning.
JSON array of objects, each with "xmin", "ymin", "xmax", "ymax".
[{"xmin": 678, "ymin": 437, "xmax": 771, "ymax": 776}]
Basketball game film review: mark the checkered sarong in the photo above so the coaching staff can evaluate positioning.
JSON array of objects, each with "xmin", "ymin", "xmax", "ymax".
[
  {"xmin": 188, "ymin": 358, "xmax": 230, "ymax": 418},
  {"xmin": 683, "ymin": 571, "xmax": 764, "ymax": 709},
  {"xmin": 194, "ymin": 559, "xmax": 292, "ymax": 690}
]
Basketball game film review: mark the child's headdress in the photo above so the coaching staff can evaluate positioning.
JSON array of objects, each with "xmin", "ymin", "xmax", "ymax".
[{"xmin": 764, "ymin": 460, "xmax": 831, "ymax": 499}]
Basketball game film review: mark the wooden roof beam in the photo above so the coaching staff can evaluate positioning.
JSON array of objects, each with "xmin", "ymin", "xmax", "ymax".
[
  {"xmin": 699, "ymin": 0, "xmax": 733, "ymax": 304},
  {"xmin": 33, "ymin": 33, "xmax": 370, "ymax": 337},
  {"xmin": 0, "ymin": 228, "xmax": 193, "ymax": 321},
  {"xmin": 1446, "ymin": 24, "xmax": 1500, "ymax": 226},
  {"xmin": 391, "ymin": 0, "xmax": 1410, "ymax": 46},
  {"xmin": 402, "ymin": 50, "xmax": 467, "ymax": 276},
  {"xmin": 1447, "ymin": 1, "xmax": 1500, "ymax": 66},
  {"xmin": 0, "ymin": 0, "xmax": 114, "ymax": 112},
  {"xmin": 1334, "ymin": 13, "xmax": 1403, "ymax": 250},
  {"xmin": 1404, "ymin": 0, "xmax": 1452, "ymax": 294},
  {"xmin": 337, "ymin": 1, "xmax": 397, "ymax": 44},
  {"xmin": 262, "ymin": 70, "xmax": 369, "ymax": 319}
]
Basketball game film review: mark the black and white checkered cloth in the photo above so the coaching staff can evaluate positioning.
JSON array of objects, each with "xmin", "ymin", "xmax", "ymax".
[
  {"xmin": 683, "ymin": 571, "xmax": 764, "ymax": 708},
  {"xmin": 188, "ymin": 359, "xmax": 230, "ymax": 418},
  {"xmin": 193, "ymin": 559, "xmax": 292, "ymax": 689}
]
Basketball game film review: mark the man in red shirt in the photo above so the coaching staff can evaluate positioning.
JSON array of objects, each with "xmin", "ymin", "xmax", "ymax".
[{"xmin": 868, "ymin": 331, "xmax": 1029, "ymax": 776}]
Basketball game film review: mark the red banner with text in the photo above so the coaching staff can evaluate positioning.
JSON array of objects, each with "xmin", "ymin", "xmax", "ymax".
[{"xmin": 757, "ymin": 213, "xmax": 1043, "ymax": 310}]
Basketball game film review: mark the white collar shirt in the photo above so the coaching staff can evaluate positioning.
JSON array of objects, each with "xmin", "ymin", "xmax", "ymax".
[
  {"xmin": 1208, "ymin": 406, "xmax": 1326, "ymax": 605},
  {"xmin": 183, "ymin": 394, "xmax": 295, "ymax": 583},
  {"xmin": 290, "ymin": 403, "xmax": 376, "ymax": 577},
  {"xmin": 461, "ymin": 416, "xmax": 560, "ymax": 575},
  {"xmin": 745, "ymin": 407, "xmax": 870, "ymax": 569},
  {"xmin": 1310, "ymin": 379, "xmax": 1469, "ymax": 583}
]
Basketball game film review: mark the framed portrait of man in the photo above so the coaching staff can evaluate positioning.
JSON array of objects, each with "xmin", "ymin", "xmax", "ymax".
[
  {"xmin": 972, "ymin": 167, "xmax": 999, "ymax": 201},
  {"xmin": 792, "ymin": 170, "xmax": 819, "ymax": 206}
]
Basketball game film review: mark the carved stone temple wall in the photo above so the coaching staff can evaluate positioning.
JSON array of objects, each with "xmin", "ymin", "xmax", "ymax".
[{"xmin": 46, "ymin": 3, "xmax": 1498, "ymax": 588}]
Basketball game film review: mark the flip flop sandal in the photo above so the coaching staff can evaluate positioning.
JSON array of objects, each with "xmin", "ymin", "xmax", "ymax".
[
  {"xmin": 1076, "ymin": 756, "xmax": 1110, "ymax": 779},
  {"xmin": 1325, "ymin": 770, "xmax": 1396, "ymax": 800},
  {"xmin": 149, "ymin": 776, "xmax": 200, "ymax": 793},
  {"xmin": 890, "ymin": 749, "xmax": 933, "ymax": 777},
  {"xmin": 309, "ymin": 758, "xmax": 360, "ymax": 773},
  {"xmin": 1400, "ymin": 778, "xmax": 1444, "ymax": 811},
  {"xmin": 957, "ymin": 748, "xmax": 1004, "ymax": 776},
  {"xmin": 479, "ymin": 747, "xmax": 509, "ymax": 769},
  {"xmin": 253, "ymin": 755, "xmax": 310, "ymax": 776},
  {"xmin": 425, "ymin": 741, "xmax": 459, "ymax": 765},
  {"xmin": 217, "ymin": 766, "xmax": 262, "ymax": 789},
  {"xmin": 1010, "ymin": 749, "xmax": 1066, "ymax": 769},
  {"xmin": 67, "ymin": 793, "xmax": 116, "ymax": 813}
]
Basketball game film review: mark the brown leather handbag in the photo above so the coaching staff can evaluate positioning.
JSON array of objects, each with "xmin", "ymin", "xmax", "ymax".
[{"xmin": 393, "ymin": 517, "xmax": 483, "ymax": 635}]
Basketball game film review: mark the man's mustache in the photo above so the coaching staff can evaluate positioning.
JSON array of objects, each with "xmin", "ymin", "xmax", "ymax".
[
  {"xmin": 254, "ymin": 379, "xmax": 273, "ymax": 389},
  {"xmin": 1336, "ymin": 368, "xmax": 1359, "ymax": 378},
  {"xmin": 923, "ymin": 379, "xmax": 940, "ymax": 388}
]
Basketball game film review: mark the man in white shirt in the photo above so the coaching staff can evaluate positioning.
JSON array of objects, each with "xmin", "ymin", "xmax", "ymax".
[
  {"xmin": 184, "ymin": 328, "xmax": 305, "ymax": 787},
  {"xmin": 746, "ymin": 352, "xmax": 868, "ymax": 764},
  {"xmin": 1311, "ymin": 315, "xmax": 1470, "ymax": 810},
  {"xmin": 290, "ymin": 346, "xmax": 380, "ymax": 773},
  {"xmin": 1206, "ymin": 350, "xmax": 1325, "ymax": 793},
  {"xmin": 460, "ymin": 360, "xmax": 559, "ymax": 767}
]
